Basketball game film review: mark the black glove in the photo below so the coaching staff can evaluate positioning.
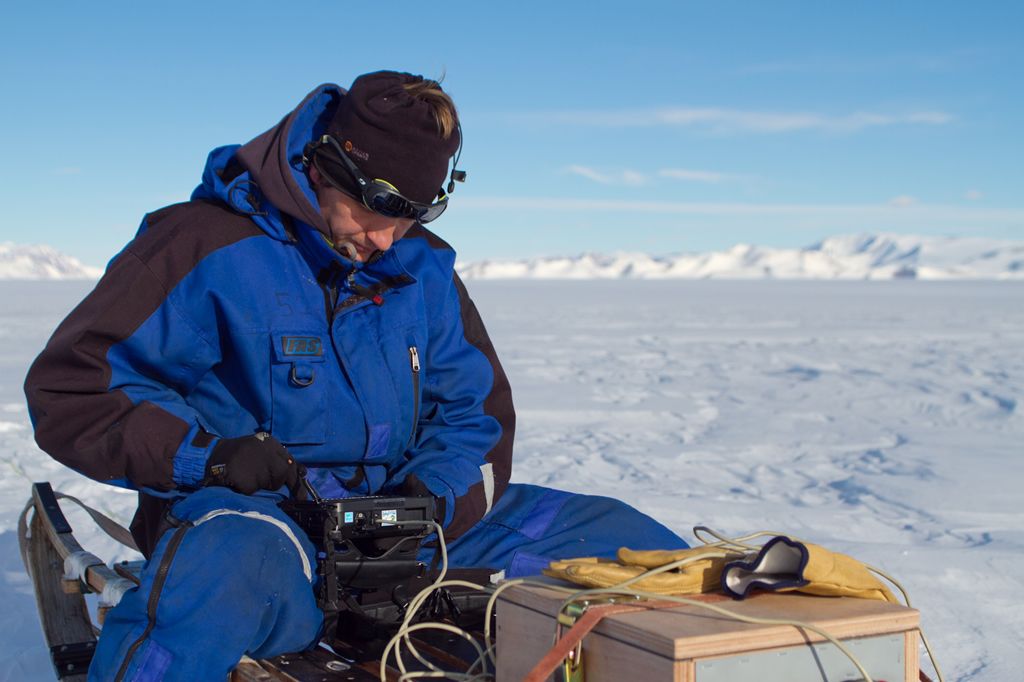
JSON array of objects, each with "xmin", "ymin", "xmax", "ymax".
[
  {"xmin": 204, "ymin": 432, "xmax": 306, "ymax": 498},
  {"xmin": 401, "ymin": 474, "xmax": 446, "ymax": 525}
]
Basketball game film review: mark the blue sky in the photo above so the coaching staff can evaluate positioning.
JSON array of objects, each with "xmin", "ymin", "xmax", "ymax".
[{"xmin": 1, "ymin": 1, "xmax": 1021, "ymax": 266}]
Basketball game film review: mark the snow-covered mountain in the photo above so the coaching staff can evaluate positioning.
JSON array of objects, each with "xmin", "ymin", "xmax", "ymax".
[
  {"xmin": 458, "ymin": 233, "xmax": 1024, "ymax": 280},
  {"xmin": 0, "ymin": 243, "xmax": 103, "ymax": 280},
  {"xmin": 5, "ymin": 234, "xmax": 1022, "ymax": 281}
]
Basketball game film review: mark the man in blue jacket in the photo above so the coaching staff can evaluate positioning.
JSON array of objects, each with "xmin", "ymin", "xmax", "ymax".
[{"xmin": 25, "ymin": 71, "xmax": 686, "ymax": 680}]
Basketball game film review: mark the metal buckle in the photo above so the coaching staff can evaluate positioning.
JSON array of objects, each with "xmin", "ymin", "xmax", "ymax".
[
  {"xmin": 561, "ymin": 642, "xmax": 584, "ymax": 682},
  {"xmin": 290, "ymin": 365, "xmax": 315, "ymax": 387}
]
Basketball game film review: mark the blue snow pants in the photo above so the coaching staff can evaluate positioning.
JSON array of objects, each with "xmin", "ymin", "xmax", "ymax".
[{"xmin": 89, "ymin": 484, "xmax": 686, "ymax": 681}]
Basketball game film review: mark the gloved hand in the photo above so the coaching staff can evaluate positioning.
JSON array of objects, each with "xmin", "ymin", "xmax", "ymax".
[
  {"xmin": 544, "ymin": 545, "xmax": 737, "ymax": 595},
  {"xmin": 400, "ymin": 474, "xmax": 446, "ymax": 525},
  {"xmin": 204, "ymin": 432, "xmax": 306, "ymax": 498}
]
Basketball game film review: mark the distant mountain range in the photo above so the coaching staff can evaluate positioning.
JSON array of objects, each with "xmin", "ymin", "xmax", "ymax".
[
  {"xmin": 0, "ymin": 243, "xmax": 103, "ymax": 280},
  {"xmin": 457, "ymin": 234, "xmax": 1024, "ymax": 280},
  {"xmin": 3, "ymin": 234, "xmax": 1022, "ymax": 281}
]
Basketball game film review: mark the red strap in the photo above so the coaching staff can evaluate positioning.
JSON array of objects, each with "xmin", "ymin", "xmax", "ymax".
[{"xmin": 522, "ymin": 594, "xmax": 729, "ymax": 682}]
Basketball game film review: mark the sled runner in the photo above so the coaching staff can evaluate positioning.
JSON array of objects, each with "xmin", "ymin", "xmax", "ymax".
[{"xmin": 20, "ymin": 482, "xmax": 495, "ymax": 681}]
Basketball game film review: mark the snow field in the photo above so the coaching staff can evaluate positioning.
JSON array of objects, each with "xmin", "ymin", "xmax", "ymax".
[
  {"xmin": 472, "ymin": 280, "xmax": 1023, "ymax": 681},
  {"xmin": 0, "ymin": 279, "xmax": 1021, "ymax": 680}
]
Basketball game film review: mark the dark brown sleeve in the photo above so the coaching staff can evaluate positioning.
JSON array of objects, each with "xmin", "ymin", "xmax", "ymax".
[
  {"xmin": 24, "ymin": 201, "xmax": 258, "ymax": 490},
  {"xmin": 24, "ymin": 250, "xmax": 193, "ymax": 489},
  {"xmin": 444, "ymin": 273, "xmax": 515, "ymax": 540}
]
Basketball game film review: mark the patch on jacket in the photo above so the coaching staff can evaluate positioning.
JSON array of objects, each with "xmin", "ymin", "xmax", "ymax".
[{"xmin": 281, "ymin": 336, "xmax": 323, "ymax": 357}]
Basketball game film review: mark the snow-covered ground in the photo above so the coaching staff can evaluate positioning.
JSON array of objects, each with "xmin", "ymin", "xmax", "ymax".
[{"xmin": 1, "ymin": 279, "xmax": 1021, "ymax": 680}]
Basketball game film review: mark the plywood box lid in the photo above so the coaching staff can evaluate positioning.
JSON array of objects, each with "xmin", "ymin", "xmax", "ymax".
[{"xmin": 498, "ymin": 584, "xmax": 920, "ymax": 660}]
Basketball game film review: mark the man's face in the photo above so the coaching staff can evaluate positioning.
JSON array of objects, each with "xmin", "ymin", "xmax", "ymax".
[{"xmin": 310, "ymin": 166, "xmax": 415, "ymax": 262}]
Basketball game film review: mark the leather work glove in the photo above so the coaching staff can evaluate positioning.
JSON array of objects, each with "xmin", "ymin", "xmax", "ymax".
[
  {"xmin": 400, "ymin": 474, "xmax": 446, "ymax": 525},
  {"xmin": 204, "ymin": 432, "xmax": 307, "ymax": 498},
  {"xmin": 544, "ymin": 545, "xmax": 736, "ymax": 595},
  {"xmin": 721, "ymin": 536, "xmax": 898, "ymax": 603}
]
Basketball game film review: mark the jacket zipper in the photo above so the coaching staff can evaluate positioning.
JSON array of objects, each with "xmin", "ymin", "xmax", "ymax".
[
  {"xmin": 408, "ymin": 346, "xmax": 420, "ymax": 447},
  {"xmin": 317, "ymin": 266, "xmax": 342, "ymax": 323}
]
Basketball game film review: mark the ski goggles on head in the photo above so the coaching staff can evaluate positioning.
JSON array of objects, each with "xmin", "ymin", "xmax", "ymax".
[{"xmin": 303, "ymin": 134, "xmax": 450, "ymax": 224}]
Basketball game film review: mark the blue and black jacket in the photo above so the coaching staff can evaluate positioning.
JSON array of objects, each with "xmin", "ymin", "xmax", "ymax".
[{"xmin": 24, "ymin": 84, "xmax": 515, "ymax": 556}]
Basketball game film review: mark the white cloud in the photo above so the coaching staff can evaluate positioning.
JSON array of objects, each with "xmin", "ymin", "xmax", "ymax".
[
  {"xmin": 905, "ymin": 112, "xmax": 953, "ymax": 125},
  {"xmin": 565, "ymin": 165, "xmax": 611, "ymax": 184},
  {"xmin": 620, "ymin": 170, "xmax": 646, "ymax": 186},
  {"xmin": 965, "ymin": 189, "xmax": 984, "ymax": 201},
  {"xmin": 888, "ymin": 195, "xmax": 918, "ymax": 207},
  {"xmin": 519, "ymin": 107, "xmax": 954, "ymax": 134},
  {"xmin": 568, "ymin": 166, "xmax": 739, "ymax": 185},
  {"xmin": 658, "ymin": 168, "xmax": 731, "ymax": 183},
  {"xmin": 565, "ymin": 165, "xmax": 646, "ymax": 186}
]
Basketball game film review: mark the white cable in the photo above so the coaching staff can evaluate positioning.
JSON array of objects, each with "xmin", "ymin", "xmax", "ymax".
[
  {"xmin": 865, "ymin": 563, "xmax": 912, "ymax": 605},
  {"xmin": 385, "ymin": 576, "xmax": 567, "ymax": 680},
  {"xmin": 395, "ymin": 522, "xmax": 450, "ymax": 675},
  {"xmin": 378, "ymin": 520, "xmax": 450, "ymax": 680},
  {"xmin": 384, "ymin": 623, "xmax": 486, "ymax": 681},
  {"xmin": 866, "ymin": 562, "xmax": 946, "ymax": 682},
  {"xmin": 379, "ymin": 526, "xmax": 565, "ymax": 680},
  {"xmin": 392, "ymin": 579, "xmax": 483, "ymax": 675},
  {"xmin": 917, "ymin": 627, "xmax": 945, "ymax": 682},
  {"xmin": 693, "ymin": 525, "xmax": 806, "ymax": 551}
]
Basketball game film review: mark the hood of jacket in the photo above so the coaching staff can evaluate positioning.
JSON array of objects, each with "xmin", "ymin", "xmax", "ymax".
[{"xmin": 191, "ymin": 84, "xmax": 345, "ymax": 242}]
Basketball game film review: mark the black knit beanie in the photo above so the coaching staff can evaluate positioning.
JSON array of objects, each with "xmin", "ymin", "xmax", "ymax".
[{"xmin": 322, "ymin": 71, "xmax": 460, "ymax": 205}]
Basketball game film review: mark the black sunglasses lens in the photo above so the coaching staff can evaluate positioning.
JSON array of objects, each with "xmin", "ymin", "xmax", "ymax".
[
  {"xmin": 417, "ymin": 201, "xmax": 448, "ymax": 224},
  {"xmin": 366, "ymin": 188, "xmax": 413, "ymax": 218}
]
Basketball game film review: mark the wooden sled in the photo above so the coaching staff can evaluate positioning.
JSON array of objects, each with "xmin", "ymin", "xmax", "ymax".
[{"xmin": 20, "ymin": 482, "xmax": 493, "ymax": 681}]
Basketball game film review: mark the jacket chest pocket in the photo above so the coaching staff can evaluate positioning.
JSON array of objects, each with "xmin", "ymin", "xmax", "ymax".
[{"xmin": 270, "ymin": 333, "xmax": 327, "ymax": 445}]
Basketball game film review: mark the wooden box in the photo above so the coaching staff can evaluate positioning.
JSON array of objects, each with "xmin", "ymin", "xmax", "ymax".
[{"xmin": 496, "ymin": 584, "xmax": 920, "ymax": 681}]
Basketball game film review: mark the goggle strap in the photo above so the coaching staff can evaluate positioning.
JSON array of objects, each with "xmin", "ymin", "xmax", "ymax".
[{"xmin": 308, "ymin": 134, "xmax": 451, "ymax": 222}]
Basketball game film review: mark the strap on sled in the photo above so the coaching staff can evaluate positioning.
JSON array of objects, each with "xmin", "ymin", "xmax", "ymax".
[{"xmin": 19, "ymin": 483, "xmax": 139, "ymax": 609}]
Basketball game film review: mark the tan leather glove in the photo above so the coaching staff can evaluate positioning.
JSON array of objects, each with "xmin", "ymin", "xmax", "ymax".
[
  {"xmin": 722, "ymin": 536, "xmax": 898, "ymax": 603},
  {"xmin": 544, "ymin": 546, "xmax": 736, "ymax": 595}
]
